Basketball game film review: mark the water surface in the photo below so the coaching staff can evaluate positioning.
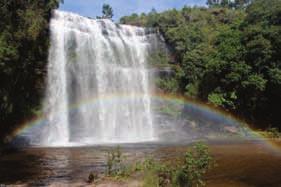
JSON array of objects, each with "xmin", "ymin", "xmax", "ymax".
[{"xmin": 1, "ymin": 140, "xmax": 281, "ymax": 186}]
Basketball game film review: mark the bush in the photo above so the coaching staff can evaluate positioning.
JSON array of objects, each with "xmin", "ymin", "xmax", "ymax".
[
  {"xmin": 142, "ymin": 158, "xmax": 173, "ymax": 187},
  {"xmin": 103, "ymin": 143, "xmax": 214, "ymax": 186},
  {"xmin": 106, "ymin": 146, "xmax": 128, "ymax": 177},
  {"xmin": 175, "ymin": 142, "xmax": 214, "ymax": 187},
  {"xmin": 142, "ymin": 142, "xmax": 214, "ymax": 187}
]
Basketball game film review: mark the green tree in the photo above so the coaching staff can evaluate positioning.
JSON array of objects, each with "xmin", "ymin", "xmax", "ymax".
[
  {"xmin": 233, "ymin": 0, "xmax": 251, "ymax": 9},
  {"xmin": 102, "ymin": 4, "xmax": 113, "ymax": 19},
  {"xmin": 176, "ymin": 142, "xmax": 214, "ymax": 187},
  {"xmin": 207, "ymin": 0, "xmax": 220, "ymax": 7},
  {"xmin": 0, "ymin": 0, "xmax": 61, "ymax": 142},
  {"xmin": 120, "ymin": 0, "xmax": 281, "ymax": 129}
]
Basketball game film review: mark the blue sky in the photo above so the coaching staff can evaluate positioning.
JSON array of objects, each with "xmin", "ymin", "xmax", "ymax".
[{"xmin": 60, "ymin": 0, "xmax": 206, "ymax": 20}]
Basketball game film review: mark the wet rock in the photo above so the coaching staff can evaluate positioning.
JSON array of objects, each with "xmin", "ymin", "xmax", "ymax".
[
  {"xmin": 224, "ymin": 126, "xmax": 238, "ymax": 134},
  {"xmin": 88, "ymin": 172, "xmax": 98, "ymax": 183}
]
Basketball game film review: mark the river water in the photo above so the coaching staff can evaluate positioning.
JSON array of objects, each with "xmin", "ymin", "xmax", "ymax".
[{"xmin": 1, "ymin": 140, "xmax": 281, "ymax": 186}]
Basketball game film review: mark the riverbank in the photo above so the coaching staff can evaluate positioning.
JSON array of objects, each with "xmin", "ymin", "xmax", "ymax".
[{"xmin": 0, "ymin": 140, "xmax": 280, "ymax": 186}]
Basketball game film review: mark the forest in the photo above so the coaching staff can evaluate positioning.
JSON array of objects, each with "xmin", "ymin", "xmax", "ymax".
[
  {"xmin": 0, "ymin": 0, "xmax": 61, "ymax": 141},
  {"xmin": 121, "ymin": 0, "xmax": 281, "ymax": 130},
  {"xmin": 0, "ymin": 0, "xmax": 281, "ymax": 142}
]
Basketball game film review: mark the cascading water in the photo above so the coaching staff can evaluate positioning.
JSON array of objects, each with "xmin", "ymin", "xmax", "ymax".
[{"xmin": 41, "ymin": 10, "xmax": 160, "ymax": 146}]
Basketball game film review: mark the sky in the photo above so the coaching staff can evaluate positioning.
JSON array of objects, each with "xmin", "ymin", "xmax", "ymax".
[{"xmin": 60, "ymin": 0, "xmax": 206, "ymax": 21}]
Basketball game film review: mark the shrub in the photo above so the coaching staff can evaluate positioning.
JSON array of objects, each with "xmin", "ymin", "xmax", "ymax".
[
  {"xmin": 142, "ymin": 142, "xmax": 214, "ymax": 187},
  {"xmin": 106, "ymin": 146, "xmax": 126, "ymax": 177},
  {"xmin": 175, "ymin": 142, "xmax": 214, "ymax": 187},
  {"xmin": 266, "ymin": 128, "xmax": 281, "ymax": 139},
  {"xmin": 103, "ymin": 143, "xmax": 214, "ymax": 186}
]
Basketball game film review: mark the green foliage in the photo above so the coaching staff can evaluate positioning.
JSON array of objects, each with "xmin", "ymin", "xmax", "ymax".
[
  {"xmin": 106, "ymin": 146, "xmax": 123, "ymax": 176},
  {"xmin": 141, "ymin": 157, "xmax": 172, "ymax": 187},
  {"xmin": 103, "ymin": 143, "xmax": 214, "ymax": 186},
  {"xmin": 106, "ymin": 146, "xmax": 132, "ymax": 179},
  {"xmin": 102, "ymin": 4, "xmax": 113, "ymax": 19},
  {"xmin": 175, "ymin": 142, "xmax": 214, "ymax": 187},
  {"xmin": 120, "ymin": 0, "xmax": 281, "ymax": 129},
  {"xmin": 156, "ymin": 77, "xmax": 179, "ymax": 94},
  {"xmin": 1, "ymin": 0, "xmax": 281, "ymax": 140},
  {"xmin": 148, "ymin": 50, "xmax": 170, "ymax": 67},
  {"xmin": 207, "ymin": 0, "xmax": 251, "ymax": 9},
  {"xmin": 185, "ymin": 82, "xmax": 199, "ymax": 98},
  {"xmin": 208, "ymin": 93, "xmax": 227, "ymax": 107},
  {"xmin": 158, "ymin": 105, "xmax": 181, "ymax": 118},
  {"xmin": 141, "ymin": 142, "xmax": 214, "ymax": 187},
  {"xmin": 0, "ymin": 0, "xmax": 60, "ymax": 141}
]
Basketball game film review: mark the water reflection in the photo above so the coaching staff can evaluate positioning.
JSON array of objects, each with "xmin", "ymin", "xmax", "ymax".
[
  {"xmin": 0, "ymin": 146, "xmax": 154, "ymax": 186},
  {"xmin": 1, "ymin": 141, "xmax": 281, "ymax": 186}
]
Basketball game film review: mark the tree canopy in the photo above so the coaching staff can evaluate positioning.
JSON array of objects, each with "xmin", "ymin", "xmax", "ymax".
[
  {"xmin": 120, "ymin": 0, "xmax": 281, "ymax": 129},
  {"xmin": 1, "ymin": 0, "xmax": 281, "ymax": 142},
  {"xmin": 0, "ymin": 0, "xmax": 60, "ymax": 141},
  {"xmin": 102, "ymin": 4, "xmax": 114, "ymax": 19}
]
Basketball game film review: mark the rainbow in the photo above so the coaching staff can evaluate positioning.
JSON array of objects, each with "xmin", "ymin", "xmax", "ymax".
[{"xmin": 10, "ymin": 93, "xmax": 281, "ymax": 152}]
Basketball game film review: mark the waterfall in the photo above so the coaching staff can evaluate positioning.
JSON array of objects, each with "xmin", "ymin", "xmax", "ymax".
[{"xmin": 41, "ymin": 11, "xmax": 159, "ymax": 146}]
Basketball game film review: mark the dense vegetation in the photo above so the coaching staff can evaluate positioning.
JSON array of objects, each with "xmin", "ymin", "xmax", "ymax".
[
  {"xmin": 120, "ymin": 0, "xmax": 281, "ymax": 130},
  {"xmin": 0, "ymin": 0, "xmax": 61, "ymax": 141},
  {"xmin": 0, "ymin": 0, "xmax": 280, "ymax": 141}
]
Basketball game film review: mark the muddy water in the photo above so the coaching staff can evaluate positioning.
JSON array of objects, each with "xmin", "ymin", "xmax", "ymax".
[
  {"xmin": 206, "ymin": 141, "xmax": 281, "ymax": 187},
  {"xmin": 0, "ymin": 141, "xmax": 281, "ymax": 186}
]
